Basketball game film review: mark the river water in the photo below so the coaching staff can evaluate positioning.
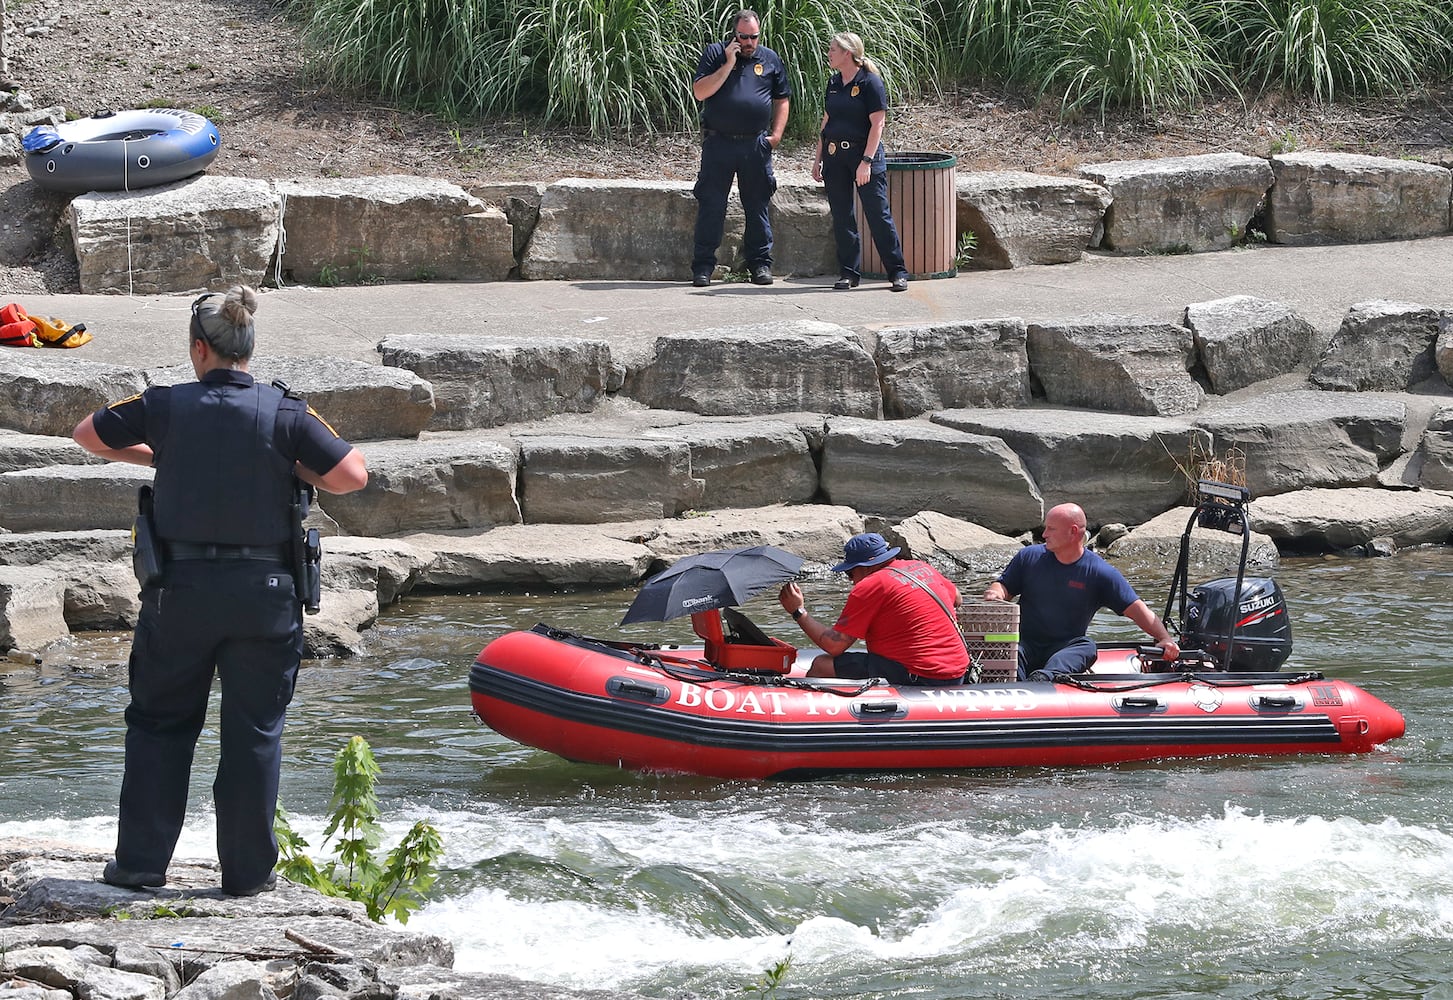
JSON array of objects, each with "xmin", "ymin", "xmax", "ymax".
[{"xmin": 3, "ymin": 550, "xmax": 1452, "ymax": 999}]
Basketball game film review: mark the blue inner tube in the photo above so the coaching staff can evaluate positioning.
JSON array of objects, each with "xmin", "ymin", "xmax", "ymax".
[{"xmin": 23, "ymin": 109, "xmax": 221, "ymax": 195}]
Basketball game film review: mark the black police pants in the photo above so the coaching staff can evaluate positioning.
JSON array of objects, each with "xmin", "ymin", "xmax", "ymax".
[
  {"xmin": 823, "ymin": 149, "xmax": 907, "ymax": 281},
  {"xmin": 114, "ymin": 559, "xmax": 302, "ymax": 892},
  {"xmin": 692, "ymin": 132, "xmax": 777, "ymax": 272}
]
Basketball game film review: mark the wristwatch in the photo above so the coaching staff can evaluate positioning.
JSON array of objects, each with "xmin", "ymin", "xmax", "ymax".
[
  {"xmin": 791, "ymin": 608, "xmax": 805, "ymax": 620},
  {"xmin": 861, "ymin": 155, "xmax": 874, "ymax": 163}
]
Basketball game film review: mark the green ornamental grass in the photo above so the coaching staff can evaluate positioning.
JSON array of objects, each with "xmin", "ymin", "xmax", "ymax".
[
  {"xmin": 283, "ymin": 0, "xmax": 1453, "ymax": 130},
  {"xmin": 1210, "ymin": 0, "xmax": 1451, "ymax": 101},
  {"xmin": 1025, "ymin": 0, "xmax": 1235, "ymax": 116}
]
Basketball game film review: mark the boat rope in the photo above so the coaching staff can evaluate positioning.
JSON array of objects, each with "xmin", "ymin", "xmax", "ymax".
[
  {"xmin": 273, "ymin": 191, "xmax": 289, "ymax": 288},
  {"xmin": 535, "ymin": 624, "xmax": 881, "ymax": 698},
  {"xmin": 1056, "ymin": 670, "xmax": 1325, "ymax": 693}
]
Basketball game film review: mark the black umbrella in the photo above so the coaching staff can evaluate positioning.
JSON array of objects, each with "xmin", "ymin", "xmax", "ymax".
[{"xmin": 620, "ymin": 545, "xmax": 805, "ymax": 624}]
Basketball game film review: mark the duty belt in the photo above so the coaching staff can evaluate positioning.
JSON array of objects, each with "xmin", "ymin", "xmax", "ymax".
[
  {"xmin": 703, "ymin": 128, "xmax": 762, "ymax": 139},
  {"xmin": 166, "ymin": 541, "xmax": 290, "ymax": 562}
]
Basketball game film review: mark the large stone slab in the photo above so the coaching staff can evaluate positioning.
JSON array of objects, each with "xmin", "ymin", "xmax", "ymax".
[
  {"xmin": 642, "ymin": 418, "xmax": 818, "ymax": 511},
  {"xmin": 466, "ymin": 180, "xmax": 546, "ymax": 259},
  {"xmin": 70, "ymin": 176, "xmax": 279, "ymax": 294},
  {"xmin": 1250, "ymin": 487, "xmax": 1453, "ymax": 549},
  {"xmin": 0, "ymin": 530, "xmax": 132, "ymax": 566},
  {"xmin": 625, "ymin": 320, "xmax": 881, "ymax": 417},
  {"xmin": 0, "ymin": 166, "xmax": 70, "ymax": 265},
  {"xmin": 1184, "ymin": 295, "xmax": 1319, "ymax": 394},
  {"xmin": 0, "ymin": 463, "xmax": 151, "ymax": 531},
  {"xmin": 405, "ymin": 525, "xmax": 656, "ymax": 588},
  {"xmin": 377, "ymin": 334, "xmax": 612, "ymax": 431},
  {"xmin": 1439, "ymin": 313, "xmax": 1453, "ymax": 385},
  {"xmin": 1027, "ymin": 315, "xmax": 1203, "ymax": 416},
  {"xmin": 1105, "ymin": 506, "xmax": 1279, "ymax": 576},
  {"xmin": 872, "ymin": 319, "xmax": 1030, "ymax": 417},
  {"xmin": 932, "ymin": 408, "xmax": 1204, "ymax": 527},
  {"xmin": 1194, "ymin": 391, "xmax": 1406, "ymax": 496},
  {"xmin": 321, "ymin": 536, "xmax": 432, "ymax": 606},
  {"xmin": 767, "ymin": 179, "xmax": 837, "ymax": 278},
  {"xmin": 1416, "ymin": 405, "xmax": 1453, "ymax": 490},
  {"xmin": 56, "ymin": 560, "xmax": 140, "ymax": 631},
  {"xmin": 0, "ymin": 353, "xmax": 144, "ymax": 436},
  {"xmin": 955, "ymin": 171, "xmax": 1111, "ymax": 268},
  {"xmin": 1310, "ymin": 300, "xmax": 1443, "ymax": 392},
  {"xmin": 274, "ymin": 175, "xmax": 513, "ymax": 284},
  {"xmin": 633, "ymin": 504, "xmax": 863, "ymax": 568},
  {"xmin": 144, "ymin": 356, "xmax": 436, "ymax": 441},
  {"xmin": 304, "ymin": 587, "xmax": 379, "ymax": 658},
  {"xmin": 518, "ymin": 177, "xmax": 835, "ymax": 282},
  {"xmin": 0, "ymin": 565, "xmax": 69, "ymax": 653},
  {"xmin": 520, "ymin": 179, "xmax": 698, "ymax": 282},
  {"xmin": 820, "ymin": 417, "xmax": 1042, "ymax": 534},
  {"xmin": 0, "ymin": 430, "xmax": 107, "ymax": 473},
  {"xmin": 517, "ymin": 435, "xmax": 703, "ymax": 524},
  {"xmin": 1078, "ymin": 153, "xmax": 1273, "ymax": 253},
  {"xmin": 1266, "ymin": 152, "xmax": 1453, "ymax": 245},
  {"xmin": 879, "ymin": 510, "xmax": 1025, "ymax": 577},
  {"xmin": 322, "ymin": 437, "xmax": 521, "ymax": 537}
]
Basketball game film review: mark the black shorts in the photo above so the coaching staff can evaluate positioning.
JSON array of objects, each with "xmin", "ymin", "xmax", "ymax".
[{"xmin": 833, "ymin": 651, "xmax": 964, "ymax": 687}]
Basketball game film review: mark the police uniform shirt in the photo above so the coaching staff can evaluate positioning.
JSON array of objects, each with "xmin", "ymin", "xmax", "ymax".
[
  {"xmin": 822, "ymin": 68, "xmax": 887, "ymax": 144},
  {"xmin": 92, "ymin": 369, "xmax": 353, "ymax": 541},
  {"xmin": 695, "ymin": 42, "xmax": 791, "ymax": 135}
]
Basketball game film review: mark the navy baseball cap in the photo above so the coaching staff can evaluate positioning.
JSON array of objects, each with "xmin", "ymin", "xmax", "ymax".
[{"xmin": 830, "ymin": 532, "xmax": 901, "ymax": 573}]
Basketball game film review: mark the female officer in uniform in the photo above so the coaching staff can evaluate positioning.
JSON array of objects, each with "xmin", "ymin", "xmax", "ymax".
[
  {"xmin": 72, "ymin": 286, "xmax": 368, "ymax": 896},
  {"xmin": 812, "ymin": 32, "xmax": 909, "ymax": 292}
]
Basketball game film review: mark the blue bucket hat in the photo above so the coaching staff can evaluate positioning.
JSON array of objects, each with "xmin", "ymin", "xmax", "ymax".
[{"xmin": 830, "ymin": 532, "xmax": 901, "ymax": 573}]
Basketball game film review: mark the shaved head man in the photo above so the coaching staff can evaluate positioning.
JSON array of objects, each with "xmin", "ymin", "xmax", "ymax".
[{"xmin": 983, "ymin": 503, "xmax": 1179, "ymax": 681}]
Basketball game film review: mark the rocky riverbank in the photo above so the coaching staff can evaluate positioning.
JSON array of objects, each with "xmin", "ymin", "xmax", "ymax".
[
  {"xmin": 0, "ymin": 838, "xmax": 637, "ymax": 1000},
  {"xmin": 3, "ymin": 279, "xmax": 1453, "ymax": 661}
]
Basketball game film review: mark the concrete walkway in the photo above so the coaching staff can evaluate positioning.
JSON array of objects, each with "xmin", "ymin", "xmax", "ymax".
[{"xmin": 15, "ymin": 234, "xmax": 1453, "ymax": 369}]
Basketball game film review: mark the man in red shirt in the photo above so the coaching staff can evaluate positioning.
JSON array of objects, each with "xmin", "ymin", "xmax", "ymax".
[{"xmin": 779, "ymin": 532, "xmax": 969, "ymax": 686}]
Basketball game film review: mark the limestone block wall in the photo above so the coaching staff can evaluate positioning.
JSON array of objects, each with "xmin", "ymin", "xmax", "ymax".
[{"xmin": 25, "ymin": 150, "xmax": 1452, "ymax": 293}]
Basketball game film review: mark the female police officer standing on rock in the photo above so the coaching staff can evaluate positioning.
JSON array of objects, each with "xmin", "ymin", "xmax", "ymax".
[
  {"xmin": 813, "ymin": 31, "xmax": 909, "ymax": 292},
  {"xmin": 72, "ymin": 286, "xmax": 368, "ymax": 897}
]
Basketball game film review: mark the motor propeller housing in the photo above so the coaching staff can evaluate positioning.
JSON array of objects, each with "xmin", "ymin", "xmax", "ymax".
[{"xmin": 1183, "ymin": 577, "xmax": 1293, "ymax": 672}]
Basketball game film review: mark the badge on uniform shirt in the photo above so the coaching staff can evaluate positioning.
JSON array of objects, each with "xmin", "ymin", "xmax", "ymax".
[
  {"xmin": 851, "ymin": 85, "xmax": 860, "ymax": 97},
  {"xmin": 754, "ymin": 63, "xmax": 763, "ymax": 75},
  {"xmin": 828, "ymin": 142, "xmax": 836, "ymax": 155}
]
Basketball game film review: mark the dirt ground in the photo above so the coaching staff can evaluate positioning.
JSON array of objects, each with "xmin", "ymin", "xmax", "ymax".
[{"xmin": 5, "ymin": 0, "xmax": 1453, "ymax": 292}]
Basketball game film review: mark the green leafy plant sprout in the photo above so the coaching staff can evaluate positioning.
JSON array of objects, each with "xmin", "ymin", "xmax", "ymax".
[
  {"xmin": 349, "ymin": 245, "xmax": 378, "ymax": 284},
  {"xmin": 274, "ymin": 735, "xmax": 443, "ymax": 925},
  {"xmin": 954, "ymin": 230, "xmax": 979, "ymax": 270},
  {"xmin": 745, "ymin": 955, "xmax": 792, "ymax": 999}
]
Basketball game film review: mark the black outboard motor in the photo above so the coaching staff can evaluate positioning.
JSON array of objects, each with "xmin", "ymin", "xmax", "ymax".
[
  {"xmin": 1182, "ymin": 577, "xmax": 1292, "ymax": 671},
  {"xmin": 1161, "ymin": 479, "xmax": 1294, "ymax": 672}
]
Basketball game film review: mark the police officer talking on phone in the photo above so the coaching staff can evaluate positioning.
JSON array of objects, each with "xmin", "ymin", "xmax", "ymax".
[
  {"xmin": 689, "ymin": 8, "xmax": 791, "ymax": 288},
  {"xmin": 72, "ymin": 285, "xmax": 368, "ymax": 896}
]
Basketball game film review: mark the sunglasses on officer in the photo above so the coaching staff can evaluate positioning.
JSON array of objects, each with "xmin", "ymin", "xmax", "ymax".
[
  {"xmin": 736, "ymin": 32, "xmax": 759, "ymax": 39},
  {"xmin": 189, "ymin": 292, "xmax": 220, "ymax": 342}
]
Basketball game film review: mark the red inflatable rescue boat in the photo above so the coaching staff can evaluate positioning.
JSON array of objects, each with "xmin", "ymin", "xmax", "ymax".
[{"xmin": 468, "ymin": 482, "xmax": 1405, "ymax": 779}]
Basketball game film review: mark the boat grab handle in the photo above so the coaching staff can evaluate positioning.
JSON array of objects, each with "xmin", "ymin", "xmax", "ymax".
[
  {"xmin": 1120, "ymin": 695, "xmax": 1160, "ymax": 709},
  {"xmin": 1255, "ymin": 694, "xmax": 1298, "ymax": 710},
  {"xmin": 857, "ymin": 700, "xmax": 902, "ymax": 715},
  {"xmin": 606, "ymin": 676, "xmax": 670, "ymax": 705}
]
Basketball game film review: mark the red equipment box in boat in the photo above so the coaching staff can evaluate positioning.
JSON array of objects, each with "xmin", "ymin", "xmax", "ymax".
[{"xmin": 693, "ymin": 608, "xmax": 795, "ymax": 674}]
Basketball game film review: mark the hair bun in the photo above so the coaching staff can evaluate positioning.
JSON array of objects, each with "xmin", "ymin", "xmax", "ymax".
[{"xmin": 219, "ymin": 285, "xmax": 258, "ymax": 326}]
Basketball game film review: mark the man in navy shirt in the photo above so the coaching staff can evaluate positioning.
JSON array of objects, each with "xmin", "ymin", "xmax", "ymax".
[
  {"xmin": 689, "ymin": 9, "xmax": 791, "ymax": 288},
  {"xmin": 983, "ymin": 503, "xmax": 1180, "ymax": 681}
]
